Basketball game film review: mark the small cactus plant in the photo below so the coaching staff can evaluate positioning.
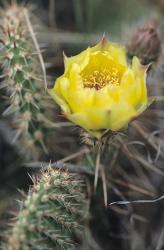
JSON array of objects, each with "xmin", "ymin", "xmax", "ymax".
[
  {"xmin": 6, "ymin": 168, "xmax": 89, "ymax": 250},
  {"xmin": 0, "ymin": 3, "xmax": 51, "ymax": 160}
]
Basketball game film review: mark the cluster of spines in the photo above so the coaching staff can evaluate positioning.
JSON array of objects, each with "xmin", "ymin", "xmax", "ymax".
[
  {"xmin": 6, "ymin": 168, "xmax": 89, "ymax": 250},
  {"xmin": 0, "ymin": 3, "xmax": 50, "ymax": 159}
]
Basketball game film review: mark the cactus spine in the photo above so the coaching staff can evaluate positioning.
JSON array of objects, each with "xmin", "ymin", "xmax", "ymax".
[
  {"xmin": 0, "ymin": 3, "xmax": 51, "ymax": 159},
  {"xmin": 7, "ymin": 168, "xmax": 89, "ymax": 250}
]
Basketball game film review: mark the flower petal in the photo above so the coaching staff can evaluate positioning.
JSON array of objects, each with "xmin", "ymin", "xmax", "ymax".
[
  {"xmin": 107, "ymin": 102, "xmax": 137, "ymax": 131},
  {"xmin": 64, "ymin": 48, "xmax": 91, "ymax": 74},
  {"xmin": 48, "ymin": 87, "xmax": 71, "ymax": 115}
]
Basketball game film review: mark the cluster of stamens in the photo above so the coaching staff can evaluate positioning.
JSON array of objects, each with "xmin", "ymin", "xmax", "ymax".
[{"xmin": 82, "ymin": 68, "xmax": 120, "ymax": 90}]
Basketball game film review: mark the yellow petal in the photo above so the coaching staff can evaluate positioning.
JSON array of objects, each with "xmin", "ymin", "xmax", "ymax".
[
  {"xmin": 107, "ymin": 102, "xmax": 137, "ymax": 131},
  {"xmin": 48, "ymin": 88, "xmax": 71, "ymax": 115},
  {"xmin": 68, "ymin": 108, "xmax": 110, "ymax": 130},
  {"xmin": 68, "ymin": 88, "xmax": 95, "ymax": 113},
  {"xmin": 69, "ymin": 63, "xmax": 83, "ymax": 91},
  {"xmin": 90, "ymin": 37, "xmax": 127, "ymax": 68},
  {"xmin": 55, "ymin": 77, "xmax": 69, "ymax": 100},
  {"xmin": 107, "ymin": 42, "xmax": 127, "ymax": 67},
  {"xmin": 131, "ymin": 57, "xmax": 148, "ymax": 109},
  {"xmin": 120, "ymin": 68, "xmax": 135, "ymax": 88},
  {"xmin": 93, "ymin": 86, "xmax": 114, "ymax": 108},
  {"xmin": 90, "ymin": 36, "xmax": 109, "ymax": 52},
  {"xmin": 64, "ymin": 48, "xmax": 91, "ymax": 74}
]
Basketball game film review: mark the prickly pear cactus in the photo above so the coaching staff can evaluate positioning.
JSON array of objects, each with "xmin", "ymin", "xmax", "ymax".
[
  {"xmin": 6, "ymin": 168, "xmax": 89, "ymax": 250},
  {"xmin": 0, "ymin": 3, "xmax": 51, "ymax": 159}
]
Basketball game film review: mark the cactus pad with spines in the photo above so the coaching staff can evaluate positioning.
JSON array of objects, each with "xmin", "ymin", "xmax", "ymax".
[
  {"xmin": 7, "ymin": 168, "xmax": 89, "ymax": 250},
  {"xmin": 0, "ymin": 3, "xmax": 51, "ymax": 159}
]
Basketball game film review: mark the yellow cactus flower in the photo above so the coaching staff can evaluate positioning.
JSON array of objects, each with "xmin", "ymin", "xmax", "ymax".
[{"xmin": 49, "ymin": 37, "xmax": 148, "ymax": 139}]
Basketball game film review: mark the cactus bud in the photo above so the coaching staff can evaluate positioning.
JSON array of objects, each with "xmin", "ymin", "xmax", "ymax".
[{"xmin": 127, "ymin": 20, "xmax": 161, "ymax": 64}]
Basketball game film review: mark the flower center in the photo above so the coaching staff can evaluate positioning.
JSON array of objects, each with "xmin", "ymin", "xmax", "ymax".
[{"xmin": 82, "ymin": 68, "xmax": 120, "ymax": 90}]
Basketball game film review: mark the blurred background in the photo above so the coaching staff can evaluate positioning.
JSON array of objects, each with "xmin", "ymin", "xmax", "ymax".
[{"xmin": 0, "ymin": 0, "xmax": 164, "ymax": 249}]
